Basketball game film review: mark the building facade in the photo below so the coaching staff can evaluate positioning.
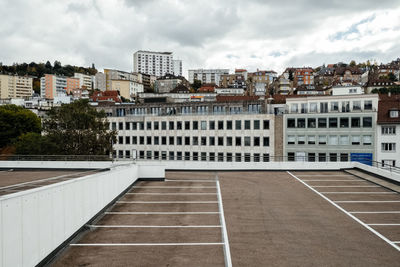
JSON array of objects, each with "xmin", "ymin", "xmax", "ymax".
[
  {"xmin": 376, "ymin": 94, "xmax": 400, "ymax": 167},
  {"xmin": 100, "ymin": 102, "xmax": 274, "ymax": 161},
  {"xmin": 0, "ymin": 74, "xmax": 33, "ymax": 99},
  {"xmin": 40, "ymin": 74, "xmax": 80, "ymax": 99},
  {"xmin": 172, "ymin": 60, "xmax": 182, "ymax": 76},
  {"xmin": 94, "ymin": 72, "xmax": 106, "ymax": 91},
  {"xmin": 283, "ymin": 94, "xmax": 379, "ymax": 163},
  {"xmin": 111, "ymin": 80, "xmax": 144, "ymax": 101},
  {"xmin": 104, "ymin": 69, "xmax": 140, "ymax": 91},
  {"xmin": 74, "ymin": 73, "xmax": 93, "ymax": 90},
  {"xmin": 188, "ymin": 69, "xmax": 230, "ymax": 85},
  {"xmin": 133, "ymin": 50, "xmax": 173, "ymax": 77}
]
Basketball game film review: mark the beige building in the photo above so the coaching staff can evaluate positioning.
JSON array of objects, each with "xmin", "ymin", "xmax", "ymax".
[
  {"xmin": 0, "ymin": 74, "xmax": 33, "ymax": 99},
  {"xmin": 74, "ymin": 73, "xmax": 93, "ymax": 89},
  {"xmin": 111, "ymin": 80, "xmax": 144, "ymax": 101}
]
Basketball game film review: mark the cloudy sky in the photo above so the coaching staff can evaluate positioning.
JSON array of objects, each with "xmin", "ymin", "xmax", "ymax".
[{"xmin": 1, "ymin": 0, "xmax": 400, "ymax": 77}]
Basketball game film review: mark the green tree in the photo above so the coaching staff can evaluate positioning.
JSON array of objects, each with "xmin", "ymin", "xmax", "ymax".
[
  {"xmin": 42, "ymin": 100, "xmax": 116, "ymax": 155},
  {"xmin": 349, "ymin": 60, "xmax": 356, "ymax": 66},
  {"xmin": 14, "ymin": 133, "xmax": 58, "ymax": 155},
  {"xmin": 0, "ymin": 105, "xmax": 41, "ymax": 148},
  {"xmin": 191, "ymin": 79, "xmax": 202, "ymax": 91}
]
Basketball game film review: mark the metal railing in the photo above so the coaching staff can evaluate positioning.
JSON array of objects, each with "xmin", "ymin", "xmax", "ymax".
[
  {"xmin": 0, "ymin": 154, "xmax": 113, "ymax": 162},
  {"xmin": 365, "ymin": 160, "xmax": 400, "ymax": 174}
]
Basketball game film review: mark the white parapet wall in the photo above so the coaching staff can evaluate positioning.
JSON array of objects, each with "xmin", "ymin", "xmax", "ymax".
[
  {"xmin": 0, "ymin": 160, "xmax": 120, "ymax": 169},
  {"xmin": 0, "ymin": 164, "xmax": 138, "ymax": 267},
  {"xmin": 353, "ymin": 162, "xmax": 400, "ymax": 183}
]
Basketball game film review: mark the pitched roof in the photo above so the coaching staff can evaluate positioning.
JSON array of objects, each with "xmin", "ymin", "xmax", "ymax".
[{"xmin": 377, "ymin": 94, "xmax": 400, "ymax": 124}]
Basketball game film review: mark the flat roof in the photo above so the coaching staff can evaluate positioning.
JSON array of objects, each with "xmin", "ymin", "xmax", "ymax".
[{"xmin": 52, "ymin": 170, "xmax": 400, "ymax": 266}]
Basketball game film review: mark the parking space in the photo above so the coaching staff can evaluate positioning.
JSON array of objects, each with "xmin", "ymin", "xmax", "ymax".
[
  {"xmin": 53, "ymin": 172, "xmax": 229, "ymax": 267},
  {"xmin": 289, "ymin": 170, "xmax": 400, "ymax": 252}
]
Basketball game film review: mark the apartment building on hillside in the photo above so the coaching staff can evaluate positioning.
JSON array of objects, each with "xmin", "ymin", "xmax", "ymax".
[
  {"xmin": 40, "ymin": 74, "xmax": 79, "ymax": 99},
  {"xmin": 133, "ymin": 50, "xmax": 174, "ymax": 77},
  {"xmin": 188, "ymin": 69, "xmax": 230, "ymax": 85},
  {"xmin": 0, "ymin": 74, "xmax": 33, "ymax": 99},
  {"xmin": 283, "ymin": 94, "xmax": 379, "ymax": 164}
]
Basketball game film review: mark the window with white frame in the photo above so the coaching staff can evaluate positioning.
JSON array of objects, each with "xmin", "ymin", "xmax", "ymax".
[
  {"xmin": 308, "ymin": 136, "xmax": 316, "ymax": 144},
  {"xmin": 318, "ymin": 135, "xmax": 327, "ymax": 145},
  {"xmin": 382, "ymin": 126, "xmax": 396, "ymax": 135},
  {"xmin": 291, "ymin": 104, "xmax": 298, "ymax": 113},
  {"xmin": 363, "ymin": 135, "xmax": 372, "ymax": 145},
  {"xmin": 328, "ymin": 135, "xmax": 338, "ymax": 145},
  {"xmin": 390, "ymin": 110, "xmax": 399, "ymax": 118},
  {"xmin": 381, "ymin": 143, "xmax": 396, "ymax": 151},
  {"xmin": 330, "ymin": 101, "xmax": 339, "ymax": 112},
  {"xmin": 298, "ymin": 135, "xmax": 305, "ymax": 144},
  {"xmin": 287, "ymin": 135, "xmax": 296, "ymax": 145},
  {"xmin": 353, "ymin": 101, "xmax": 361, "ymax": 111},
  {"xmin": 339, "ymin": 135, "xmax": 349, "ymax": 145},
  {"xmin": 310, "ymin": 103, "xmax": 318, "ymax": 112},
  {"xmin": 351, "ymin": 136, "xmax": 361, "ymax": 145}
]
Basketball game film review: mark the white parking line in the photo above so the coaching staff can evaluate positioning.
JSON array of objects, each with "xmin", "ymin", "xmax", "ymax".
[
  {"xmin": 105, "ymin": 211, "xmax": 220, "ymax": 215},
  {"xmin": 166, "ymin": 179, "xmax": 216, "ymax": 182},
  {"xmin": 335, "ymin": 201, "xmax": 400, "ymax": 203},
  {"xmin": 302, "ymin": 180, "xmax": 363, "ymax": 182},
  {"xmin": 367, "ymin": 224, "xmax": 400, "ymax": 226},
  {"xmin": 312, "ymin": 186, "xmax": 379, "ymax": 188},
  {"xmin": 287, "ymin": 171, "xmax": 400, "ymax": 252},
  {"xmin": 116, "ymin": 201, "xmax": 218, "ymax": 204},
  {"xmin": 350, "ymin": 211, "xmax": 400, "ymax": 214},
  {"xmin": 132, "ymin": 186, "xmax": 217, "ymax": 188},
  {"xmin": 216, "ymin": 174, "xmax": 232, "ymax": 267},
  {"xmin": 87, "ymin": 225, "xmax": 222, "ymax": 228},
  {"xmin": 321, "ymin": 192, "xmax": 397, "ymax": 194},
  {"xmin": 126, "ymin": 192, "xmax": 217, "ymax": 195},
  {"xmin": 296, "ymin": 174, "xmax": 353, "ymax": 177},
  {"xmin": 71, "ymin": 243, "xmax": 224, "ymax": 246}
]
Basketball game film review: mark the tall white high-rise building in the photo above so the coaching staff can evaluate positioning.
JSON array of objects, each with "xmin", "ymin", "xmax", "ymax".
[
  {"xmin": 133, "ymin": 50, "xmax": 173, "ymax": 77},
  {"xmin": 173, "ymin": 59, "xmax": 182, "ymax": 76},
  {"xmin": 188, "ymin": 69, "xmax": 230, "ymax": 85}
]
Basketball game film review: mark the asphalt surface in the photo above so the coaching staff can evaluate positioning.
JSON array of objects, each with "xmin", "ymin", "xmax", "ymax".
[
  {"xmin": 0, "ymin": 169, "xmax": 99, "ymax": 196},
  {"xmin": 53, "ymin": 170, "xmax": 400, "ymax": 266}
]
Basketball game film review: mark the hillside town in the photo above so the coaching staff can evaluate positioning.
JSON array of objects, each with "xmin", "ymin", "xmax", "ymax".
[{"xmin": 1, "ymin": 51, "xmax": 400, "ymax": 168}]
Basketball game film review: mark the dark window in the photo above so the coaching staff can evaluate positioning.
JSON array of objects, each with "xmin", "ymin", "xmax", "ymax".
[
  {"xmin": 263, "ymin": 153, "xmax": 270, "ymax": 162},
  {"xmin": 177, "ymin": 152, "xmax": 182, "ymax": 160},
  {"xmin": 227, "ymin": 153, "xmax": 233, "ymax": 162},
  {"xmin": 184, "ymin": 152, "xmax": 190, "ymax": 160},
  {"xmin": 254, "ymin": 120, "xmax": 260, "ymax": 130},
  {"xmin": 162, "ymin": 136, "xmax": 167, "ymax": 145},
  {"xmin": 154, "ymin": 151, "xmax": 159, "ymax": 160},
  {"xmin": 185, "ymin": 121, "xmax": 190, "ymax": 130},
  {"xmin": 139, "ymin": 136, "xmax": 144, "ymax": 145},
  {"xmin": 193, "ymin": 152, "xmax": 198, "ymax": 161},
  {"xmin": 169, "ymin": 136, "xmax": 174, "ymax": 145},
  {"xmin": 161, "ymin": 121, "xmax": 167, "ymax": 130},
  {"xmin": 351, "ymin": 117, "xmax": 360, "ymax": 128},
  {"xmin": 307, "ymin": 118, "xmax": 316, "ymax": 128},
  {"xmin": 254, "ymin": 137, "xmax": 260, "ymax": 146},
  {"xmin": 154, "ymin": 121, "xmax": 159, "ymax": 130},
  {"xmin": 154, "ymin": 136, "xmax": 159, "ymax": 145},
  {"xmin": 218, "ymin": 120, "xmax": 224, "ymax": 130},
  {"xmin": 139, "ymin": 122, "xmax": 144, "ymax": 130},
  {"xmin": 244, "ymin": 137, "xmax": 251, "ymax": 146},
  {"xmin": 245, "ymin": 120, "xmax": 251, "ymax": 130},
  {"xmin": 235, "ymin": 137, "xmax": 241, "ymax": 146},
  {"xmin": 209, "ymin": 152, "xmax": 215, "ymax": 161},
  {"xmin": 201, "ymin": 137, "xmax": 207, "ymax": 146},
  {"xmin": 308, "ymin": 153, "xmax": 316, "ymax": 162},
  {"xmin": 119, "ymin": 122, "xmax": 123, "ymax": 130},
  {"xmin": 218, "ymin": 153, "xmax": 224, "ymax": 162},
  {"xmin": 263, "ymin": 120, "xmax": 270, "ymax": 129},
  {"xmin": 125, "ymin": 136, "xmax": 130, "ymax": 144},
  {"xmin": 112, "ymin": 122, "xmax": 117, "ymax": 130},
  {"xmin": 193, "ymin": 121, "xmax": 198, "ymax": 130},
  {"xmin": 209, "ymin": 121, "xmax": 215, "ymax": 130},
  {"xmin": 201, "ymin": 152, "xmax": 207, "ymax": 161},
  {"xmin": 235, "ymin": 153, "xmax": 242, "ymax": 162},
  {"xmin": 318, "ymin": 153, "xmax": 326, "ymax": 162},
  {"xmin": 288, "ymin": 152, "xmax": 295, "ymax": 161},
  {"xmin": 169, "ymin": 121, "xmax": 174, "ymax": 130},
  {"xmin": 209, "ymin": 137, "xmax": 215, "ymax": 146},
  {"xmin": 287, "ymin": 118, "xmax": 296, "ymax": 128},
  {"xmin": 235, "ymin": 120, "xmax": 241, "ymax": 130},
  {"xmin": 340, "ymin": 117, "xmax": 349, "ymax": 128},
  {"xmin": 177, "ymin": 121, "xmax": 182, "ymax": 130},
  {"xmin": 363, "ymin": 117, "xmax": 372, "ymax": 128},
  {"xmin": 263, "ymin": 137, "xmax": 269, "ymax": 147},
  {"xmin": 227, "ymin": 120, "xmax": 233, "ymax": 130},
  {"xmin": 132, "ymin": 136, "xmax": 137, "ymax": 144},
  {"xmin": 329, "ymin": 153, "xmax": 337, "ymax": 162},
  {"xmin": 340, "ymin": 153, "xmax": 349, "ymax": 162},
  {"xmin": 147, "ymin": 122, "xmax": 151, "ymax": 130},
  {"xmin": 245, "ymin": 153, "xmax": 251, "ymax": 162},
  {"xmin": 177, "ymin": 136, "xmax": 182, "ymax": 145},
  {"xmin": 227, "ymin": 137, "xmax": 233, "ymax": 146},
  {"xmin": 146, "ymin": 136, "xmax": 151, "ymax": 145},
  {"xmin": 254, "ymin": 153, "xmax": 260, "ymax": 162},
  {"xmin": 318, "ymin": 118, "xmax": 327, "ymax": 128},
  {"xmin": 218, "ymin": 137, "xmax": 224, "ymax": 146},
  {"xmin": 297, "ymin": 118, "xmax": 306, "ymax": 128},
  {"xmin": 125, "ymin": 122, "xmax": 130, "ymax": 130},
  {"xmin": 329, "ymin": 118, "xmax": 337, "ymax": 128},
  {"xmin": 193, "ymin": 136, "xmax": 199, "ymax": 145}
]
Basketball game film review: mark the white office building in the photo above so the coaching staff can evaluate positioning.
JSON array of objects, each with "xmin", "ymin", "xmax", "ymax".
[
  {"xmin": 283, "ymin": 94, "xmax": 379, "ymax": 163},
  {"xmin": 188, "ymin": 69, "xmax": 230, "ymax": 85},
  {"xmin": 133, "ymin": 50, "xmax": 173, "ymax": 77},
  {"xmin": 74, "ymin": 73, "xmax": 93, "ymax": 90}
]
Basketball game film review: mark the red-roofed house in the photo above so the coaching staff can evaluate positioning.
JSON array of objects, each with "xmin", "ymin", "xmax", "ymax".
[{"xmin": 91, "ymin": 90, "xmax": 122, "ymax": 103}]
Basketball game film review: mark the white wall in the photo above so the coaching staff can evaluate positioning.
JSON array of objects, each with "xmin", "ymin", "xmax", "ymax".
[{"xmin": 0, "ymin": 162, "xmax": 165, "ymax": 267}]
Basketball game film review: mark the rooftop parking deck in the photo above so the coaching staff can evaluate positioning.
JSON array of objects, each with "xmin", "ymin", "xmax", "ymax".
[{"xmin": 52, "ymin": 170, "xmax": 400, "ymax": 266}]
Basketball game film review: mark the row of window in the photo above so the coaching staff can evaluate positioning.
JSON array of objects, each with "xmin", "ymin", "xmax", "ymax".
[
  {"xmin": 289, "ymin": 100, "xmax": 373, "ymax": 114},
  {"xmin": 287, "ymin": 117, "xmax": 373, "ymax": 128},
  {"xmin": 287, "ymin": 135, "xmax": 372, "ymax": 146},
  {"xmin": 381, "ymin": 126, "xmax": 396, "ymax": 135},
  {"xmin": 117, "ymin": 135, "xmax": 270, "ymax": 147},
  {"xmin": 381, "ymin": 143, "xmax": 396, "ymax": 152},
  {"xmin": 287, "ymin": 152, "xmax": 351, "ymax": 162},
  {"xmin": 112, "ymin": 119, "xmax": 270, "ymax": 131},
  {"xmin": 114, "ymin": 150, "xmax": 271, "ymax": 162}
]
